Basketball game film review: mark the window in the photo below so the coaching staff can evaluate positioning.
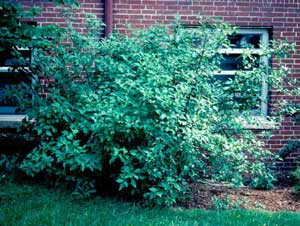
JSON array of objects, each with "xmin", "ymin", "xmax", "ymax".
[
  {"xmin": 217, "ymin": 28, "xmax": 270, "ymax": 116},
  {"xmin": 0, "ymin": 46, "xmax": 32, "ymax": 115}
]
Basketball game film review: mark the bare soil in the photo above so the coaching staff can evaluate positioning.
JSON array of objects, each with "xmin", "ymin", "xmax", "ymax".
[{"xmin": 180, "ymin": 183, "xmax": 300, "ymax": 211}]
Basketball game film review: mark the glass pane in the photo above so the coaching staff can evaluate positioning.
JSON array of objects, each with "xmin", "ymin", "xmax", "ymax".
[
  {"xmin": 220, "ymin": 54, "xmax": 260, "ymax": 70},
  {"xmin": 0, "ymin": 72, "xmax": 29, "ymax": 114},
  {"xmin": 0, "ymin": 49, "xmax": 31, "ymax": 67},
  {"xmin": 213, "ymin": 74, "xmax": 261, "ymax": 113},
  {"xmin": 213, "ymin": 74, "xmax": 235, "ymax": 83},
  {"xmin": 221, "ymin": 54, "xmax": 243, "ymax": 70},
  {"xmin": 228, "ymin": 34, "xmax": 261, "ymax": 48}
]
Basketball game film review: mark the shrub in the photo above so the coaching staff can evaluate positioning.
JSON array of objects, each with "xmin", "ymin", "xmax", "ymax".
[
  {"xmin": 276, "ymin": 140, "xmax": 300, "ymax": 193},
  {"xmin": 2, "ymin": 3, "xmax": 294, "ymax": 205}
]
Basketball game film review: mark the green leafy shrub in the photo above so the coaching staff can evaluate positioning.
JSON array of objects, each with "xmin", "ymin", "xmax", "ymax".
[
  {"xmin": 212, "ymin": 195, "xmax": 249, "ymax": 210},
  {"xmin": 0, "ymin": 154, "xmax": 19, "ymax": 184},
  {"xmin": 292, "ymin": 166, "xmax": 300, "ymax": 193},
  {"xmin": 0, "ymin": 154, "xmax": 18, "ymax": 173},
  {"xmin": 3, "ymin": 3, "xmax": 295, "ymax": 205},
  {"xmin": 276, "ymin": 140, "xmax": 300, "ymax": 193}
]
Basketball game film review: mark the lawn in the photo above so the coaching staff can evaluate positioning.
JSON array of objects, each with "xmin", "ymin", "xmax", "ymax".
[{"xmin": 1, "ymin": 181, "xmax": 300, "ymax": 226}]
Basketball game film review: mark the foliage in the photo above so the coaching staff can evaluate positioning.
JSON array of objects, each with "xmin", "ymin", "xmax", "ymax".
[
  {"xmin": 277, "ymin": 141, "xmax": 300, "ymax": 193},
  {"xmin": 212, "ymin": 195, "xmax": 248, "ymax": 210},
  {"xmin": 2, "ymin": 3, "xmax": 295, "ymax": 205},
  {"xmin": 0, "ymin": 154, "xmax": 18, "ymax": 173},
  {"xmin": 212, "ymin": 195, "xmax": 265, "ymax": 210},
  {"xmin": 277, "ymin": 141, "xmax": 300, "ymax": 160},
  {"xmin": 292, "ymin": 166, "xmax": 300, "ymax": 193},
  {"xmin": 0, "ymin": 1, "xmax": 63, "ymax": 109},
  {"xmin": 0, "ymin": 2, "xmax": 62, "ymax": 55},
  {"xmin": 212, "ymin": 195, "xmax": 235, "ymax": 210},
  {"xmin": 0, "ymin": 154, "xmax": 19, "ymax": 183},
  {"xmin": 285, "ymin": 103, "xmax": 300, "ymax": 123},
  {"xmin": 282, "ymin": 75, "xmax": 300, "ymax": 193},
  {"xmin": 53, "ymin": 0, "xmax": 80, "ymax": 6}
]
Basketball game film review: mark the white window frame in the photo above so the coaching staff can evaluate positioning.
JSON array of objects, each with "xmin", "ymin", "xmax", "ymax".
[
  {"xmin": 0, "ymin": 46, "xmax": 31, "ymax": 127},
  {"xmin": 217, "ymin": 28, "xmax": 269, "ymax": 117}
]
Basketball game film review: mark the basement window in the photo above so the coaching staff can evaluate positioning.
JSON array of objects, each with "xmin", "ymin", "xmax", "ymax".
[
  {"xmin": 0, "ymin": 47, "xmax": 32, "ymax": 115},
  {"xmin": 0, "ymin": 46, "xmax": 32, "ymax": 127},
  {"xmin": 217, "ymin": 28, "xmax": 270, "ymax": 117},
  {"xmin": 0, "ymin": 20, "xmax": 36, "ymax": 127}
]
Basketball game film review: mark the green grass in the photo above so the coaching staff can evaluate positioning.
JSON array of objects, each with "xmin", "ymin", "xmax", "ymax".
[{"xmin": 1, "ymin": 181, "xmax": 300, "ymax": 226}]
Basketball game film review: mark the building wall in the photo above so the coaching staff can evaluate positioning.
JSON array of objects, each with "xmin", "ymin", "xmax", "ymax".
[
  {"xmin": 19, "ymin": 0, "xmax": 105, "ymax": 32},
  {"xmin": 13, "ymin": 0, "xmax": 300, "ymax": 171}
]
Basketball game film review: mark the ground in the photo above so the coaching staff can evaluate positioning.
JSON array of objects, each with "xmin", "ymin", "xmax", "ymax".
[
  {"xmin": 180, "ymin": 183, "xmax": 300, "ymax": 211},
  {"xmin": 2, "ymin": 181, "xmax": 300, "ymax": 226}
]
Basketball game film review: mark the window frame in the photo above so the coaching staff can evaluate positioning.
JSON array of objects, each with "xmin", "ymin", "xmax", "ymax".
[
  {"xmin": 0, "ymin": 46, "xmax": 32, "ymax": 114},
  {"xmin": 0, "ymin": 46, "xmax": 32, "ymax": 127},
  {"xmin": 217, "ymin": 28, "xmax": 270, "ymax": 117},
  {"xmin": 0, "ymin": 20, "xmax": 37, "ymax": 127}
]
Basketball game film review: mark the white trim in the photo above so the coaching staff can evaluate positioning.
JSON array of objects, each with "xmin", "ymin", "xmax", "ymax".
[
  {"xmin": 261, "ymin": 55, "xmax": 269, "ymax": 116},
  {"xmin": 0, "ymin": 114, "xmax": 26, "ymax": 128},
  {"xmin": 236, "ymin": 28, "xmax": 269, "ymax": 36},
  {"xmin": 236, "ymin": 115, "xmax": 277, "ymax": 130},
  {"xmin": 0, "ymin": 67, "xmax": 30, "ymax": 72},
  {"xmin": 218, "ymin": 48, "xmax": 263, "ymax": 55},
  {"xmin": 16, "ymin": 47, "xmax": 30, "ymax": 51},
  {"xmin": 214, "ymin": 70, "xmax": 237, "ymax": 75},
  {"xmin": 220, "ymin": 28, "xmax": 270, "ymax": 116}
]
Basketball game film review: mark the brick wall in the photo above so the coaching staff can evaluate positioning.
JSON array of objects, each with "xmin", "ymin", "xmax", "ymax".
[
  {"xmin": 13, "ymin": 0, "xmax": 300, "ymax": 170},
  {"xmin": 19, "ymin": 0, "xmax": 105, "ymax": 32}
]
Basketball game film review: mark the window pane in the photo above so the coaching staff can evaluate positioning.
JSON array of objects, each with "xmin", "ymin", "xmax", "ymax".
[
  {"xmin": 228, "ymin": 34, "xmax": 261, "ymax": 48},
  {"xmin": 220, "ymin": 54, "xmax": 260, "ymax": 70},
  {"xmin": 213, "ymin": 74, "xmax": 261, "ymax": 112},
  {"xmin": 213, "ymin": 74, "xmax": 235, "ymax": 83},
  {"xmin": 0, "ymin": 72, "xmax": 29, "ymax": 114},
  {"xmin": 0, "ymin": 49, "xmax": 31, "ymax": 67}
]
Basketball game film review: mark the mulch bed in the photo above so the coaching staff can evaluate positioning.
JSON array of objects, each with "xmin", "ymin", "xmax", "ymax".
[{"xmin": 180, "ymin": 183, "xmax": 300, "ymax": 211}]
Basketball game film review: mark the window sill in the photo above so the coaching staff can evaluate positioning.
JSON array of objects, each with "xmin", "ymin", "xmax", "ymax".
[
  {"xmin": 0, "ymin": 114, "xmax": 26, "ymax": 128},
  {"xmin": 0, "ymin": 114, "xmax": 278, "ymax": 130},
  {"xmin": 236, "ymin": 116, "xmax": 278, "ymax": 130}
]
